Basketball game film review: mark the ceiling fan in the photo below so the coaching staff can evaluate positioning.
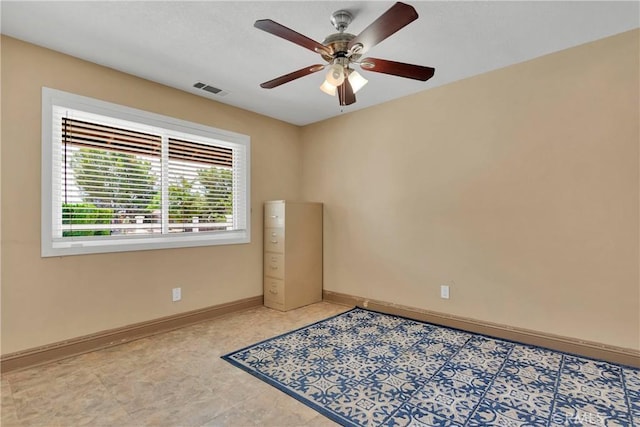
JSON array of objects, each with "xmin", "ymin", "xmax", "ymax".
[{"xmin": 254, "ymin": 2, "xmax": 435, "ymax": 106}]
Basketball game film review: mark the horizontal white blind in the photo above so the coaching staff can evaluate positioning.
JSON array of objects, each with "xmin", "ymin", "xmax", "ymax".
[
  {"xmin": 231, "ymin": 139, "xmax": 248, "ymax": 232},
  {"xmin": 52, "ymin": 109, "xmax": 247, "ymax": 240},
  {"xmin": 169, "ymin": 137, "xmax": 232, "ymax": 166},
  {"xmin": 63, "ymin": 118, "xmax": 161, "ymax": 156},
  {"xmin": 167, "ymin": 138, "xmax": 234, "ymax": 233},
  {"xmin": 60, "ymin": 117, "xmax": 162, "ymax": 237}
]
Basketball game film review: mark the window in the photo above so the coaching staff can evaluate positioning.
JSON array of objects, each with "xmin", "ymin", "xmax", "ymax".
[{"xmin": 42, "ymin": 88, "xmax": 250, "ymax": 257}]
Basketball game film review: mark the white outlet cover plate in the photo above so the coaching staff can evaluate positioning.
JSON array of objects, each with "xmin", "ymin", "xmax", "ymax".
[
  {"xmin": 440, "ymin": 285, "xmax": 450, "ymax": 299},
  {"xmin": 172, "ymin": 287, "xmax": 181, "ymax": 301}
]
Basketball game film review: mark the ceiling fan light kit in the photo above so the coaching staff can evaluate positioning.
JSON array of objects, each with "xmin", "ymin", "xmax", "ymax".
[
  {"xmin": 320, "ymin": 80, "xmax": 337, "ymax": 96},
  {"xmin": 320, "ymin": 68, "xmax": 368, "ymax": 97},
  {"xmin": 326, "ymin": 63, "xmax": 345, "ymax": 86},
  {"xmin": 254, "ymin": 2, "xmax": 435, "ymax": 107},
  {"xmin": 347, "ymin": 70, "xmax": 368, "ymax": 93}
]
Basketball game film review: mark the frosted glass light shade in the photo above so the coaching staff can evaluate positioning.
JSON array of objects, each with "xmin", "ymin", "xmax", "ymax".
[
  {"xmin": 320, "ymin": 80, "xmax": 337, "ymax": 96},
  {"xmin": 348, "ymin": 71, "xmax": 368, "ymax": 93},
  {"xmin": 326, "ymin": 64, "xmax": 345, "ymax": 86}
]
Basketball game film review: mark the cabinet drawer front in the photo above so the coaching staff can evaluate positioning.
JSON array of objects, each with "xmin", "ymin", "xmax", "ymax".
[
  {"xmin": 264, "ymin": 278, "xmax": 285, "ymax": 305},
  {"xmin": 264, "ymin": 253, "xmax": 285, "ymax": 279},
  {"xmin": 264, "ymin": 228, "xmax": 284, "ymax": 253},
  {"xmin": 264, "ymin": 203, "xmax": 285, "ymax": 228}
]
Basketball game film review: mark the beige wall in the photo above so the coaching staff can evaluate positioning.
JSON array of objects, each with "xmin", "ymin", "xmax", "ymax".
[
  {"xmin": 2, "ymin": 29, "xmax": 638, "ymax": 356},
  {"xmin": 1, "ymin": 36, "xmax": 303, "ymax": 354},
  {"xmin": 301, "ymin": 30, "xmax": 640, "ymax": 350}
]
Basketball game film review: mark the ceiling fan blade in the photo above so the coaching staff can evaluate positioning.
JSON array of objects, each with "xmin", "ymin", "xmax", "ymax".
[
  {"xmin": 255, "ymin": 19, "xmax": 331, "ymax": 56},
  {"xmin": 260, "ymin": 64, "xmax": 325, "ymax": 89},
  {"xmin": 360, "ymin": 57, "xmax": 435, "ymax": 81},
  {"xmin": 337, "ymin": 79, "xmax": 356, "ymax": 106},
  {"xmin": 348, "ymin": 2, "xmax": 418, "ymax": 54}
]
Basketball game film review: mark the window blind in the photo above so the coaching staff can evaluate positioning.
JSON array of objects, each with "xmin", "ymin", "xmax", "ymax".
[
  {"xmin": 167, "ymin": 138, "xmax": 235, "ymax": 233},
  {"xmin": 62, "ymin": 118, "xmax": 161, "ymax": 156},
  {"xmin": 53, "ymin": 109, "xmax": 247, "ymax": 240},
  {"xmin": 60, "ymin": 118, "xmax": 161, "ymax": 237}
]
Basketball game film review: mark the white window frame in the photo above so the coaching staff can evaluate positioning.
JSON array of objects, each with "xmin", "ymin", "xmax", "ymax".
[{"xmin": 42, "ymin": 87, "xmax": 250, "ymax": 257}]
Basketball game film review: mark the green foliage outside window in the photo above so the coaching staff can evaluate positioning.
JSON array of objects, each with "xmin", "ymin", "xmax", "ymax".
[
  {"xmin": 71, "ymin": 148, "xmax": 157, "ymax": 217},
  {"xmin": 69, "ymin": 148, "xmax": 232, "ymax": 229},
  {"xmin": 146, "ymin": 169, "xmax": 233, "ymax": 224},
  {"xmin": 62, "ymin": 203, "xmax": 113, "ymax": 237},
  {"xmin": 198, "ymin": 167, "xmax": 233, "ymax": 222}
]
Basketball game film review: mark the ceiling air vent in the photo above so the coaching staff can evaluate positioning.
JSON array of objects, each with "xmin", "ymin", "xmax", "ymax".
[{"xmin": 193, "ymin": 82, "xmax": 229, "ymax": 97}]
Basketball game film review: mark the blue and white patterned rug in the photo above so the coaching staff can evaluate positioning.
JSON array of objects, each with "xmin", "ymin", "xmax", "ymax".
[{"xmin": 222, "ymin": 308, "xmax": 640, "ymax": 426}]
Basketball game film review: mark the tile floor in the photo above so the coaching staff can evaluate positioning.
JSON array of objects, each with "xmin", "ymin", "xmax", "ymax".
[{"xmin": 1, "ymin": 302, "xmax": 350, "ymax": 427}]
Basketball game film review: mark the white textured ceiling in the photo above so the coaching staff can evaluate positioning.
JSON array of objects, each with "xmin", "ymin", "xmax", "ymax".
[{"xmin": 1, "ymin": 1, "xmax": 638, "ymax": 126}]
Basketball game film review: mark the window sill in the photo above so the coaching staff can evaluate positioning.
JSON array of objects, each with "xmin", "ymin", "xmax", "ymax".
[{"xmin": 42, "ymin": 229, "xmax": 250, "ymax": 257}]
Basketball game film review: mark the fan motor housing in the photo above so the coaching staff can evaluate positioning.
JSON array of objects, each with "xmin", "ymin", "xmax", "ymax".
[{"xmin": 321, "ymin": 32, "xmax": 361, "ymax": 62}]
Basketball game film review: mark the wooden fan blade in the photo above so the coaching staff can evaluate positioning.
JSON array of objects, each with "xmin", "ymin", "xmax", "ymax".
[
  {"xmin": 337, "ymin": 78, "xmax": 356, "ymax": 106},
  {"xmin": 260, "ymin": 64, "xmax": 325, "ymax": 89},
  {"xmin": 255, "ymin": 19, "xmax": 331, "ymax": 55},
  {"xmin": 360, "ymin": 57, "xmax": 435, "ymax": 81},
  {"xmin": 348, "ymin": 2, "xmax": 418, "ymax": 54}
]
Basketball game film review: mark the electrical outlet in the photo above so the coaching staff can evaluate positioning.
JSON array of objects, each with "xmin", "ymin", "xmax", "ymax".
[
  {"xmin": 440, "ymin": 285, "xmax": 450, "ymax": 299},
  {"xmin": 172, "ymin": 287, "xmax": 182, "ymax": 302}
]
